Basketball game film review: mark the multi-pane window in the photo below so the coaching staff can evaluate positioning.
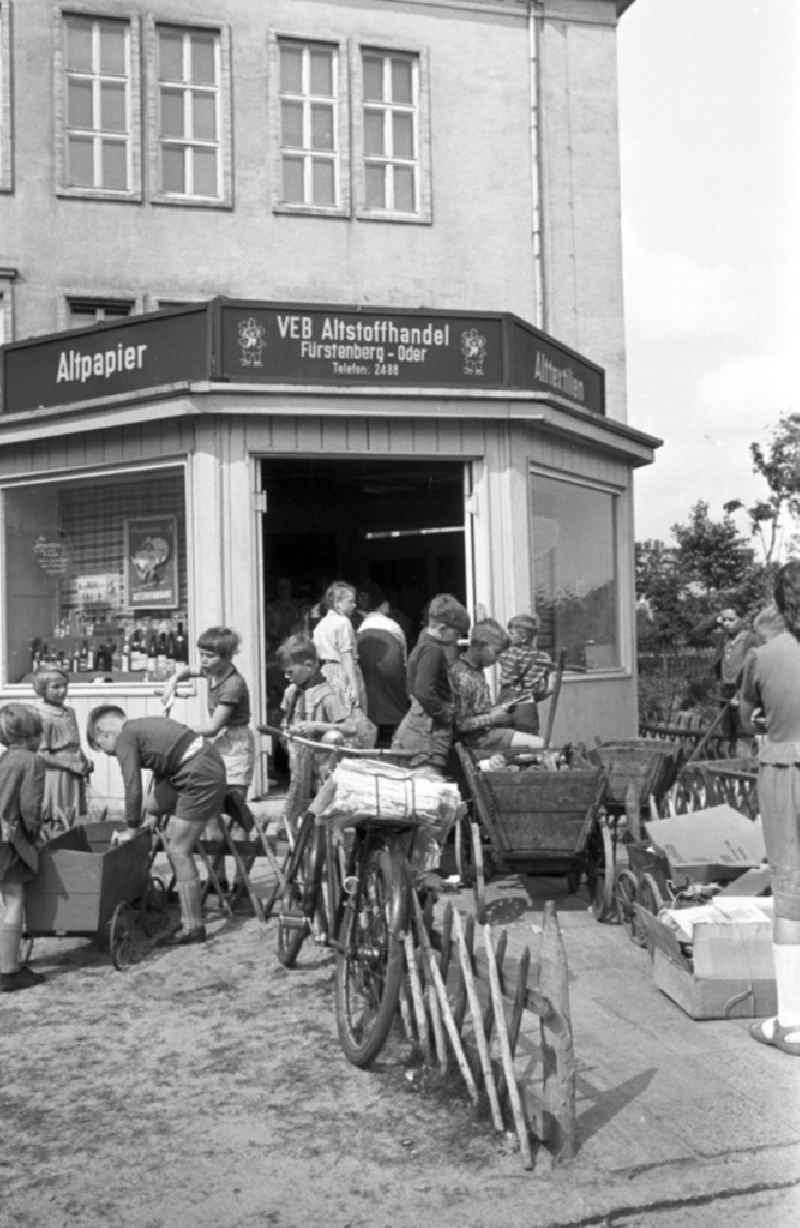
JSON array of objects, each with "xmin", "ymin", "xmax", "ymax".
[
  {"xmin": 64, "ymin": 15, "xmax": 131, "ymax": 192},
  {"xmin": 157, "ymin": 26, "xmax": 221, "ymax": 198},
  {"xmin": 361, "ymin": 51, "xmax": 419, "ymax": 213},
  {"xmin": 67, "ymin": 298, "xmax": 133, "ymax": 328},
  {"xmin": 279, "ymin": 40, "xmax": 339, "ymax": 207}
]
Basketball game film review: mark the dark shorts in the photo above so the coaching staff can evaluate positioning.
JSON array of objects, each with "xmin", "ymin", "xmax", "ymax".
[{"xmin": 169, "ymin": 743, "xmax": 228, "ymax": 825}]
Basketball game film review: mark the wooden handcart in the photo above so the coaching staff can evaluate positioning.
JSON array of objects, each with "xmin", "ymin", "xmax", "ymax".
[
  {"xmin": 23, "ymin": 820, "xmax": 171, "ymax": 970},
  {"xmin": 455, "ymin": 744, "xmax": 608, "ymax": 923},
  {"xmin": 588, "ymin": 737, "xmax": 684, "ymax": 838}
]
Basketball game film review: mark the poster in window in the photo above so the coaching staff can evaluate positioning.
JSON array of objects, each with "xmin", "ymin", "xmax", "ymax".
[{"xmin": 124, "ymin": 516, "xmax": 179, "ymax": 610}]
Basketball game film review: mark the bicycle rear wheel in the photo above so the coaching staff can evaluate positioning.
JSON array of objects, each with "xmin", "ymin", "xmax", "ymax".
[
  {"xmin": 277, "ymin": 812, "xmax": 323, "ymax": 968},
  {"xmin": 334, "ymin": 840, "xmax": 407, "ymax": 1068}
]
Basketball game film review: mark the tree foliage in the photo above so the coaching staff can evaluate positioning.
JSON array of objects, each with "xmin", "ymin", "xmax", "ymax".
[
  {"xmin": 635, "ymin": 415, "xmax": 798, "ymax": 721},
  {"xmin": 636, "ymin": 501, "xmax": 763, "ymax": 652},
  {"xmin": 724, "ymin": 412, "xmax": 800, "ymax": 566}
]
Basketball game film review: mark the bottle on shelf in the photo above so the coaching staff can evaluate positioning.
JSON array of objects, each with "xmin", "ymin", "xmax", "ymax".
[
  {"xmin": 174, "ymin": 621, "xmax": 188, "ymax": 663},
  {"xmin": 146, "ymin": 626, "xmax": 157, "ymax": 676},
  {"xmin": 130, "ymin": 626, "xmax": 145, "ymax": 672},
  {"xmin": 165, "ymin": 628, "xmax": 177, "ymax": 676},
  {"xmin": 121, "ymin": 631, "xmax": 132, "ymax": 673},
  {"xmin": 78, "ymin": 638, "xmax": 89, "ymax": 673},
  {"xmin": 156, "ymin": 629, "xmax": 168, "ymax": 677},
  {"xmin": 31, "ymin": 639, "xmax": 41, "ymax": 673}
]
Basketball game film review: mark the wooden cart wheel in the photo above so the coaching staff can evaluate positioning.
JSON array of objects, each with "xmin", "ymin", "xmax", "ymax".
[
  {"xmin": 109, "ymin": 901, "xmax": 136, "ymax": 971},
  {"xmin": 637, "ymin": 871, "xmax": 664, "ymax": 918},
  {"xmin": 612, "ymin": 868, "xmax": 642, "ymax": 944},
  {"xmin": 471, "ymin": 821, "xmax": 487, "ymax": 925},
  {"xmin": 589, "ymin": 821, "xmax": 616, "ymax": 922}
]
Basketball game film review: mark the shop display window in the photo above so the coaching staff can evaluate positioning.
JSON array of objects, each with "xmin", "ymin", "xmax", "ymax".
[
  {"xmin": 531, "ymin": 472, "xmax": 620, "ymax": 671},
  {"xmin": 2, "ymin": 467, "xmax": 189, "ymax": 685}
]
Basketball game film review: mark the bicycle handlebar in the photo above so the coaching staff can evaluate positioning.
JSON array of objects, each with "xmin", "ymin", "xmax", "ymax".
[{"xmin": 257, "ymin": 723, "xmax": 416, "ymax": 760}]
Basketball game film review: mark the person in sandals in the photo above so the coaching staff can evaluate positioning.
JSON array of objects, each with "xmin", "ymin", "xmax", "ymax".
[{"xmin": 740, "ymin": 562, "xmax": 800, "ymax": 1056}]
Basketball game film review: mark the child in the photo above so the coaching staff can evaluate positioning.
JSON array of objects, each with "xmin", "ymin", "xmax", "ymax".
[
  {"xmin": 391, "ymin": 593, "xmax": 470, "ymax": 770},
  {"xmin": 0, "ymin": 704, "xmax": 46, "ymax": 992},
  {"xmin": 278, "ymin": 634, "xmax": 355, "ymax": 831},
  {"xmin": 164, "ymin": 627, "xmax": 254, "ymax": 803},
  {"xmin": 497, "ymin": 613, "xmax": 553, "ymax": 735},
  {"xmin": 31, "ymin": 667, "xmax": 93, "ymax": 828},
  {"xmin": 451, "ymin": 619, "xmax": 545, "ymax": 754},
  {"xmin": 87, "ymin": 706, "xmax": 228, "ymax": 945},
  {"xmin": 312, "ymin": 581, "xmax": 367, "ymax": 714}
]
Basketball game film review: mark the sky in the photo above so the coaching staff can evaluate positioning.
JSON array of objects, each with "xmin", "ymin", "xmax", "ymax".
[{"xmin": 616, "ymin": 0, "xmax": 799, "ymax": 549}]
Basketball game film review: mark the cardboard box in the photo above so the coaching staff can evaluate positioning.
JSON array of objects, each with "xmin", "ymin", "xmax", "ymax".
[
  {"xmin": 644, "ymin": 805, "xmax": 766, "ymax": 884},
  {"xmin": 636, "ymin": 899, "xmax": 776, "ymax": 1020}
]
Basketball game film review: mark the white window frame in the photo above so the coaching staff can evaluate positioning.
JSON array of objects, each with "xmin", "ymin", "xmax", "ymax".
[
  {"xmin": 0, "ymin": 2, "xmax": 12, "ymax": 194},
  {"xmin": 269, "ymin": 30, "xmax": 350, "ymax": 218},
  {"xmin": 58, "ymin": 289, "xmax": 142, "ymax": 330},
  {"xmin": 0, "ymin": 266, "xmax": 16, "ymax": 345},
  {"xmin": 529, "ymin": 466, "xmax": 626, "ymax": 675},
  {"xmin": 270, "ymin": 34, "xmax": 349, "ymax": 219},
  {"xmin": 0, "ymin": 460, "xmax": 190, "ymax": 692},
  {"xmin": 352, "ymin": 42, "xmax": 431, "ymax": 224},
  {"xmin": 54, "ymin": 7, "xmax": 142, "ymax": 202},
  {"xmin": 146, "ymin": 17, "xmax": 232, "ymax": 209}
]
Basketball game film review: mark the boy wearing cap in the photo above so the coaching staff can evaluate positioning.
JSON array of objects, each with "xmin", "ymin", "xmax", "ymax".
[
  {"xmin": 497, "ymin": 613, "xmax": 553, "ymax": 736},
  {"xmin": 451, "ymin": 619, "xmax": 545, "ymax": 753},
  {"xmin": 391, "ymin": 593, "xmax": 470, "ymax": 769}
]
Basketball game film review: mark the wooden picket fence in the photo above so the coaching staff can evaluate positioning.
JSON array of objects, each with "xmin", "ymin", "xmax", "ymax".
[{"xmin": 403, "ymin": 896, "xmax": 576, "ymax": 1170}]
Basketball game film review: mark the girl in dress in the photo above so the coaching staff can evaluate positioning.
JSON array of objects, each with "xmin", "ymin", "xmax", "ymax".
[
  {"xmin": 312, "ymin": 581, "xmax": 367, "ymax": 714},
  {"xmin": 31, "ymin": 668, "xmax": 93, "ymax": 828}
]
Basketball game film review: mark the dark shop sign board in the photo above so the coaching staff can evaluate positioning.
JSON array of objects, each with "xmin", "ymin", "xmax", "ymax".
[
  {"xmin": 1, "ymin": 299, "xmax": 604, "ymax": 416},
  {"xmin": 0, "ymin": 306, "xmax": 210, "ymax": 415}
]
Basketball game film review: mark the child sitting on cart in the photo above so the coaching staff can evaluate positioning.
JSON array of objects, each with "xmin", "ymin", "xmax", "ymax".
[
  {"xmin": 278, "ymin": 634, "xmax": 356, "ymax": 833},
  {"xmin": 86, "ymin": 706, "xmax": 227, "ymax": 946},
  {"xmin": 450, "ymin": 619, "xmax": 546, "ymax": 755},
  {"xmin": 0, "ymin": 704, "xmax": 46, "ymax": 992},
  {"xmin": 497, "ymin": 613, "xmax": 553, "ymax": 735}
]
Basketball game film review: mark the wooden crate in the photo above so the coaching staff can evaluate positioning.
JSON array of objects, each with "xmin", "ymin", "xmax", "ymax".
[{"xmin": 25, "ymin": 826, "xmax": 151, "ymax": 937}]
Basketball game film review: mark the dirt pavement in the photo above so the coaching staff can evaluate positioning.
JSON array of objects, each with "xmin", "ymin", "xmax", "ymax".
[{"xmin": 2, "ymin": 859, "xmax": 800, "ymax": 1228}]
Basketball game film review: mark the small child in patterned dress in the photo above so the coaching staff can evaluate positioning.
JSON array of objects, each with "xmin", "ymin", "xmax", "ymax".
[{"xmin": 497, "ymin": 613, "xmax": 553, "ymax": 735}]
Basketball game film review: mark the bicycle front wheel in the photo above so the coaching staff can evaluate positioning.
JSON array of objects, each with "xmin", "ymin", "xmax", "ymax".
[{"xmin": 334, "ymin": 841, "xmax": 407, "ymax": 1068}]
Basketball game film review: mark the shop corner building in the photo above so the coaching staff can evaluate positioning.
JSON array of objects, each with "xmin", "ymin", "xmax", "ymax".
[{"xmin": 0, "ymin": 0, "xmax": 657, "ymax": 803}]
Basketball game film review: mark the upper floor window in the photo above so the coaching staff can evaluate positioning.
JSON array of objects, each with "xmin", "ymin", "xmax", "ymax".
[
  {"xmin": 67, "ymin": 297, "xmax": 133, "ymax": 328},
  {"xmin": 55, "ymin": 10, "xmax": 141, "ymax": 200},
  {"xmin": 353, "ymin": 47, "xmax": 431, "ymax": 224},
  {"xmin": 0, "ymin": 2, "xmax": 12, "ymax": 193},
  {"xmin": 279, "ymin": 40, "xmax": 338, "ymax": 207},
  {"xmin": 270, "ymin": 33, "xmax": 349, "ymax": 217},
  {"xmin": 150, "ymin": 22, "xmax": 231, "ymax": 207},
  {"xmin": 0, "ymin": 268, "xmax": 16, "ymax": 345}
]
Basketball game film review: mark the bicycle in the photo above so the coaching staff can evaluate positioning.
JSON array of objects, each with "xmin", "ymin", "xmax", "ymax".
[{"xmin": 259, "ymin": 724, "xmax": 452, "ymax": 1067}]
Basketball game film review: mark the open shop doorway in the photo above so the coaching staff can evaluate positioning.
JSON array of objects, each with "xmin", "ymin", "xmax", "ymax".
[{"xmin": 260, "ymin": 456, "xmax": 471, "ymax": 771}]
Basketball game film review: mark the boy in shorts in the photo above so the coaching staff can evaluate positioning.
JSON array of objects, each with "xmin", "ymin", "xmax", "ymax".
[{"xmin": 87, "ymin": 706, "xmax": 227, "ymax": 945}]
